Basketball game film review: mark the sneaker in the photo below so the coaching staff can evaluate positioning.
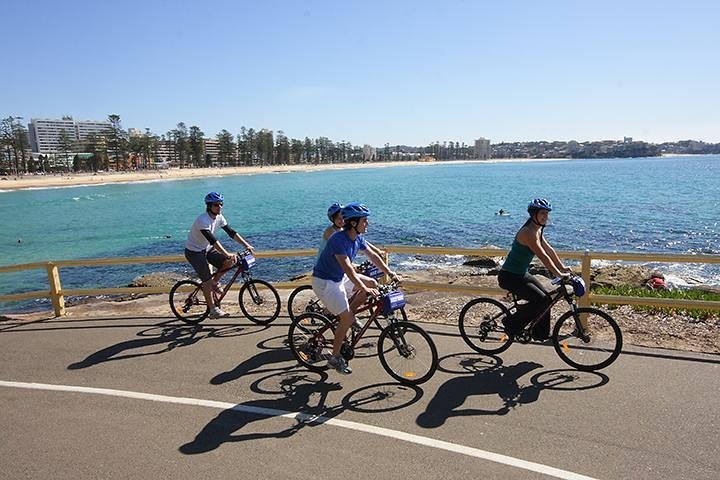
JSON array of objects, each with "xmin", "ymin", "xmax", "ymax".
[
  {"xmin": 209, "ymin": 306, "xmax": 230, "ymax": 319},
  {"xmin": 213, "ymin": 283, "xmax": 224, "ymax": 295},
  {"xmin": 327, "ymin": 355, "xmax": 352, "ymax": 375}
]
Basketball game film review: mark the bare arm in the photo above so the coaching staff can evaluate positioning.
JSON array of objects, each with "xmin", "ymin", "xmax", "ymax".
[
  {"xmin": 363, "ymin": 247, "xmax": 402, "ymax": 282},
  {"xmin": 364, "ymin": 240, "xmax": 386, "ymax": 259},
  {"xmin": 517, "ymin": 229, "xmax": 567, "ymax": 277},
  {"xmin": 233, "ymin": 233, "xmax": 254, "ymax": 253},
  {"xmin": 336, "ymin": 254, "xmax": 378, "ymax": 295}
]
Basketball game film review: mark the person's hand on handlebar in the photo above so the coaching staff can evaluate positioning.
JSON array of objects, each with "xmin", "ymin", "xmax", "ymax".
[
  {"xmin": 363, "ymin": 285, "xmax": 380, "ymax": 299},
  {"xmin": 389, "ymin": 271, "xmax": 403, "ymax": 283}
]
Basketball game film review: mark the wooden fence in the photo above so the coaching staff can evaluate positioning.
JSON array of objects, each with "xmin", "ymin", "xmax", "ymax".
[{"xmin": 1, "ymin": 247, "xmax": 719, "ymax": 317}]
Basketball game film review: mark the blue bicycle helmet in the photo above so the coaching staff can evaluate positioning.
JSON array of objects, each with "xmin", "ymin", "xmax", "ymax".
[
  {"xmin": 527, "ymin": 197, "xmax": 552, "ymax": 213},
  {"xmin": 341, "ymin": 202, "xmax": 371, "ymax": 220},
  {"xmin": 327, "ymin": 202, "xmax": 343, "ymax": 221},
  {"xmin": 204, "ymin": 191, "xmax": 224, "ymax": 204},
  {"xmin": 571, "ymin": 277, "xmax": 586, "ymax": 297}
]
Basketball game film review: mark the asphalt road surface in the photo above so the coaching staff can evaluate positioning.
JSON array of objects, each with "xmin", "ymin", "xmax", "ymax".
[{"xmin": 1, "ymin": 313, "xmax": 718, "ymax": 480}]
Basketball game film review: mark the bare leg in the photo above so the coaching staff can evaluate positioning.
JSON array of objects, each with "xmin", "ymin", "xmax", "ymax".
[
  {"xmin": 333, "ymin": 309, "xmax": 355, "ymax": 356},
  {"xmin": 201, "ymin": 279, "xmax": 215, "ymax": 309}
]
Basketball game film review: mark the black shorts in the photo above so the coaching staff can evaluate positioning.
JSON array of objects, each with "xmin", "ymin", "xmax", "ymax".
[{"xmin": 185, "ymin": 248, "xmax": 227, "ymax": 282}]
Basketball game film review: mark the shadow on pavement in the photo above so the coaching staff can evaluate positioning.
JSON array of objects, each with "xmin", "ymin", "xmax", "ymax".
[
  {"xmin": 67, "ymin": 321, "xmax": 268, "ymax": 369},
  {"xmin": 180, "ymin": 370, "xmax": 426, "ymax": 454},
  {"xmin": 416, "ymin": 359, "xmax": 608, "ymax": 428}
]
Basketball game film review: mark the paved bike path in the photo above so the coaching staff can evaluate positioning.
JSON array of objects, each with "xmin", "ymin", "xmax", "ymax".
[{"xmin": 0, "ymin": 315, "xmax": 718, "ymax": 479}]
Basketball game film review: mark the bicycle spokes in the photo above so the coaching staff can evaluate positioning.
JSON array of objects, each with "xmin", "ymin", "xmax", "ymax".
[
  {"xmin": 378, "ymin": 322, "xmax": 438, "ymax": 385},
  {"xmin": 553, "ymin": 308, "xmax": 622, "ymax": 371}
]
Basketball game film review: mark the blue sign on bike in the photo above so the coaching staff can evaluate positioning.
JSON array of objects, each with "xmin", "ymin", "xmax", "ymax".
[
  {"xmin": 242, "ymin": 254, "xmax": 256, "ymax": 270},
  {"xmin": 382, "ymin": 291, "xmax": 406, "ymax": 315}
]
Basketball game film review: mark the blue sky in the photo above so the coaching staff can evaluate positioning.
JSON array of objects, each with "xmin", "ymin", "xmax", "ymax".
[{"xmin": 2, "ymin": 0, "xmax": 719, "ymax": 145}]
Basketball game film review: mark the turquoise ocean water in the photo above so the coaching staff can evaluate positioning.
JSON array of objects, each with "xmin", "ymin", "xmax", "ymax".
[{"xmin": 1, "ymin": 155, "xmax": 719, "ymax": 312}]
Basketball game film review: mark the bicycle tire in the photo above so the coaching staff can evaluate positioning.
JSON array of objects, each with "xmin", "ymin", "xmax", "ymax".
[
  {"xmin": 169, "ymin": 279, "xmax": 209, "ymax": 324},
  {"xmin": 287, "ymin": 312, "xmax": 335, "ymax": 371},
  {"xmin": 238, "ymin": 279, "xmax": 281, "ymax": 325},
  {"xmin": 552, "ymin": 307, "xmax": 623, "ymax": 371},
  {"xmin": 287, "ymin": 284, "xmax": 322, "ymax": 321},
  {"xmin": 458, "ymin": 297, "xmax": 513, "ymax": 355},
  {"xmin": 378, "ymin": 321, "xmax": 438, "ymax": 385}
]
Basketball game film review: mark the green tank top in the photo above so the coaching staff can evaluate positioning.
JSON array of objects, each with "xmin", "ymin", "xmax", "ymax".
[{"xmin": 501, "ymin": 238, "xmax": 535, "ymax": 274}]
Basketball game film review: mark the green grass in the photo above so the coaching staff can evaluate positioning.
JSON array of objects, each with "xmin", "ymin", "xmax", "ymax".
[{"xmin": 592, "ymin": 286, "xmax": 720, "ymax": 319}]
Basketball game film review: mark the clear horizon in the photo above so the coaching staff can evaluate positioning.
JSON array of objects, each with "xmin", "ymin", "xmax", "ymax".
[{"xmin": 2, "ymin": 0, "xmax": 719, "ymax": 145}]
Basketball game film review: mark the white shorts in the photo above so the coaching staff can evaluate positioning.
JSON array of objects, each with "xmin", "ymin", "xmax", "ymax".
[{"xmin": 311, "ymin": 275, "xmax": 357, "ymax": 316}]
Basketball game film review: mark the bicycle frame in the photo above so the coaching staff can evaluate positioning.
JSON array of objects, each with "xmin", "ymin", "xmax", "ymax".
[
  {"xmin": 210, "ymin": 252, "xmax": 254, "ymax": 303},
  {"xmin": 506, "ymin": 281, "xmax": 584, "ymax": 340},
  {"xmin": 304, "ymin": 286, "xmax": 405, "ymax": 352}
]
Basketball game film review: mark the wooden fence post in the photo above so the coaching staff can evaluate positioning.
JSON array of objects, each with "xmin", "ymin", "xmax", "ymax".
[
  {"xmin": 580, "ymin": 250, "xmax": 592, "ymax": 308},
  {"xmin": 46, "ymin": 262, "xmax": 65, "ymax": 317}
]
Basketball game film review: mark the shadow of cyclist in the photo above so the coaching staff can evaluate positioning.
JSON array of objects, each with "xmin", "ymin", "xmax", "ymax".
[
  {"xmin": 416, "ymin": 360, "xmax": 545, "ymax": 428},
  {"xmin": 210, "ymin": 348, "xmax": 296, "ymax": 384},
  {"xmin": 67, "ymin": 323, "xmax": 206, "ymax": 370},
  {"xmin": 180, "ymin": 371, "xmax": 340, "ymax": 454}
]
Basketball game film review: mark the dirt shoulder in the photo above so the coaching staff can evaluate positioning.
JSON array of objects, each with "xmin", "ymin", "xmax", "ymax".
[{"xmin": 1, "ymin": 267, "xmax": 718, "ymax": 355}]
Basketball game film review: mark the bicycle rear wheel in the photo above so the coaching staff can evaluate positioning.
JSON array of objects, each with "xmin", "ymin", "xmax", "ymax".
[
  {"xmin": 458, "ymin": 297, "xmax": 513, "ymax": 355},
  {"xmin": 287, "ymin": 284, "xmax": 323, "ymax": 321},
  {"xmin": 552, "ymin": 307, "xmax": 623, "ymax": 371},
  {"xmin": 287, "ymin": 312, "xmax": 335, "ymax": 371},
  {"xmin": 378, "ymin": 321, "xmax": 438, "ymax": 385},
  {"xmin": 238, "ymin": 279, "xmax": 281, "ymax": 324},
  {"xmin": 169, "ymin": 280, "xmax": 209, "ymax": 324}
]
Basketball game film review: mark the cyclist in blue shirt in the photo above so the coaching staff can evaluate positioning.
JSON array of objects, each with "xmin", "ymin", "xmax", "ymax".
[
  {"xmin": 498, "ymin": 198, "xmax": 571, "ymax": 339},
  {"xmin": 312, "ymin": 202, "xmax": 401, "ymax": 374},
  {"xmin": 320, "ymin": 202, "xmax": 386, "ymax": 261}
]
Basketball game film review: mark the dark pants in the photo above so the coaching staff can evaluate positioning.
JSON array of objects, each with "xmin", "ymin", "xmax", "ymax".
[{"xmin": 497, "ymin": 270, "xmax": 552, "ymax": 339}]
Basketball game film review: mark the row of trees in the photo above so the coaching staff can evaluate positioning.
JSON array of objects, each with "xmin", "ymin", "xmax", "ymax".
[
  {"xmin": 2, "ymin": 112, "xmax": 482, "ymax": 174},
  {"xmin": 1, "ymin": 117, "xmax": 31, "ymax": 174}
]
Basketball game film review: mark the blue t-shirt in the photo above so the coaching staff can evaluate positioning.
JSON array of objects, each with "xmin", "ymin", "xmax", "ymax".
[{"xmin": 312, "ymin": 230, "xmax": 367, "ymax": 282}]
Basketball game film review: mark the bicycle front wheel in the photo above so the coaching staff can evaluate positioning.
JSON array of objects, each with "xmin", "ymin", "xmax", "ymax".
[
  {"xmin": 238, "ymin": 279, "xmax": 281, "ymax": 325},
  {"xmin": 287, "ymin": 285, "xmax": 321, "ymax": 321},
  {"xmin": 169, "ymin": 280, "xmax": 209, "ymax": 324},
  {"xmin": 458, "ymin": 298, "xmax": 513, "ymax": 355},
  {"xmin": 288, "ymin": 312, "xmax": 335, "ymax": 371},
  {"xmin": 378, "ymin": 321, "xmax": 438, "ymax": 385},
  {"xmin": 552, "ymin": 307, "xmax": 623, "ymax": 371}
]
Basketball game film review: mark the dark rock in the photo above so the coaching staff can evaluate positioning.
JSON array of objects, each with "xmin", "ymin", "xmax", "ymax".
[
  {"xmin": 129, "ymin": 271, "xmax": 186, "ymax": 288},
  {"xmin": 590, "ymin": 265, "xmax": 655, "ymax": 288},
  {"xmin": 463, "ymin": 256, "xmax": 501, "ymax": 268}
]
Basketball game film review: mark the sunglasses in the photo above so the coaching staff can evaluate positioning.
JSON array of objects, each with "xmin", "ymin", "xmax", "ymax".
[{"xmin": 211, "ymin": 202, "xmax": 223, "ymax": 207}]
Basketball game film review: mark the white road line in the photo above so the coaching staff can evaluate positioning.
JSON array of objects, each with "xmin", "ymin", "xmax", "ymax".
[{"xmin": 1, "ymin": 380, "xmax": 597, "ymax": 480}]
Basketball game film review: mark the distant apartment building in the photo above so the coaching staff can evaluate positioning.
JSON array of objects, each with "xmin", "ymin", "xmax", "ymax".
[
  {"xmin": 363, "ymin": 145, "xmax": 377, "ymax": 162},
  {"xmin": 474, "ymin": 137, "xmax": 491, "ymax": 160},
  {"xmin": 28, "ymin": 117, "xmax": 112, "ymax": 154}
]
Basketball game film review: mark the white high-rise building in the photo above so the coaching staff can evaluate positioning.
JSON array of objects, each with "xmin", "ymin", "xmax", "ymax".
[
  {"xmin": 28, "ymin": 117, "xmax": 113, "ymax": 154},
  {"xmin": 474, "ymin": 137, "xmax": 491, "ymax": 160}
]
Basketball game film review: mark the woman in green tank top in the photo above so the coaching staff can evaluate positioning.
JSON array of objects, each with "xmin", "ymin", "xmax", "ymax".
[{"xmin": 498, "ymin": 198, "xmax": 572, "ymax": 340}]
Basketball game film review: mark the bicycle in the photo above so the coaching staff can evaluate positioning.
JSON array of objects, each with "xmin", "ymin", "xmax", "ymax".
[
  {"xmin": 287, "ymin": 281, "xmax": 438, "ymax": 385},
  {"xmin": 169, "ymin": 250, "xmax": 281, "ymax": 325},
  {"xmin": 458, "ymin": 276, "xmax": 622, "ymax": 371},
  {"xmin": 286, "ymin": 260, "xmax": 388, "ymax": 321}
]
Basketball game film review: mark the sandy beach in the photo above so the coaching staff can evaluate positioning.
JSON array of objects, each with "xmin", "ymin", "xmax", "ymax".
[
  {"xmin": 0, "ymin": 157, "xmax": 575, "ymax": 191},
  {"xmin": 0, "ymin": 161, "xmax": 444, "ymax": 191}
]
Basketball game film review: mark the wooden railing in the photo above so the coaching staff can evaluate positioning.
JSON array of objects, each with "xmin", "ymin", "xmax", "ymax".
[{"xmin": 1, "ymin": 247, "xmax": 719, "ymax": 317}]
